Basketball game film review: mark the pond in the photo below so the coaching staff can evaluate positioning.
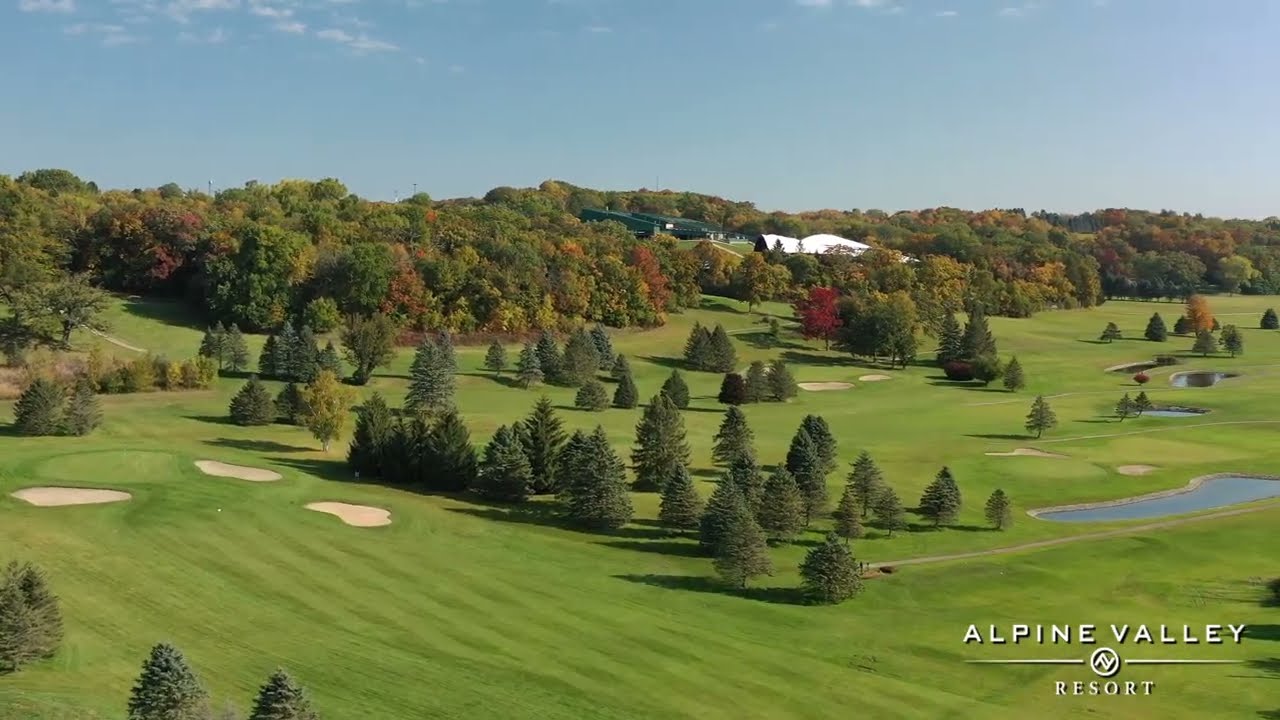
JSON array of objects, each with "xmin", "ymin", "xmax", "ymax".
[
  {"xmin": 1169, "ymin": 371, "xmax": 1238, "ymax": 388},
  {"xmin": 1143, "ymin": 409, "xmax": 1206, "ymax": 418},
  {"xmin": 1034, "ymin": 475, "xmax": 1280, "ymax": 523}
]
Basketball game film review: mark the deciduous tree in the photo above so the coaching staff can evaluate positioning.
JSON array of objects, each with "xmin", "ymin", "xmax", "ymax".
[
  {"xmin": 794, "ymin": 286, "xmax": 841, "ymax": 349},
  {"xmin": 299, "ymin": 370, "xmax": 355, "ymax": 452},
  {"xmin": 1185, "ymin": 294, "xmax": 1214, "ymax": 333},
  {"xmin": 340, "ymin": 313, "xmax": 397, "ymax": 385}
]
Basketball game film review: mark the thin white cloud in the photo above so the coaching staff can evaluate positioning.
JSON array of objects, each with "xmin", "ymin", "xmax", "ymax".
[
  {"xmin": 316, "ymin": 26, "xmax": 398, "ymax": 52},
  {"xmin": 248, "ymin": 2, "xmax": 292, "ymax": 17},
  {"xmin": 794, "ymin": 0, "xmax": 831, "ymax": 6},
  {"xmin": 935, "ymin": 9, "xmax": 957, "ymax": 17},
  {"xmin": 102, "ymin": 31, "xmax": 141, "ymax": 45},
  {"xmin": 177, "ymin": 25, "xmax": 227, "ymax": 42},
  {"xmin": 998, "ymin": 2, "xmax": 1040, "ymax": 17},
  {"xmin": 584, "ymin": 24, "xmax": 610, "ymax": 33},
  {"xmin": 316, "ymin": 27, "xmax": 351, "ymax": 41},
  {"xmin": 64, "ymin": 21, "xmax": 142, "ymax": 45},
  {"xmin": 332, "ymin": 13, "xmax": 373, "ymax": 27},
  {"xmin": 274, "ymin": 19, "xmax": 305, "ymax": 32},
  {"xmin": 19, "ymin": 0, "xmax": 76, "ymax": 13},
  {"xmin": 850, "ymin": 0, "xmax": 885, "ymax": 6},
  {"xmin": 164, "ymin": 0, "xmax": 238, "ymax": 23}
]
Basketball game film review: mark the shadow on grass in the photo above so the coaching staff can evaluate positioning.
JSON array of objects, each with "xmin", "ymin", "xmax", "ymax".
[
  {"xmin": 965, "ymin": 433, "xmax": 1034, "ymax": 441},
  {"xmin": 691, "ymin": 467, "xmax": 724, "ymax": 480},
  {"xmin": 459, "ymin": 372, "xmax": 524, "ymax": 389},
  {"xmin": 640, "ymin": 355, "xmax": 691, "ymax": 371},
  {"xmin": 0, "ymin": 424, "xmax": 19, "ymax": 438},
  {"xmin": 780, "ymin": 350, "xmax": 864, "ymax": 368},
  {"xmin": 907, "ymin": 522, "xmax": 992, "ymax": 533},
  {"xmin": 269, "ymin": 456, "xmax": 367, "ymax": 484},
  {"xmin": 698, "ymin": 297, "xmax": 748, "ymax": 315},
  {"xmin": 1246, "ymin": 657, "xmax": 1279, "ymax": 679},
  {"xmin": 598, "ymin": 540, "xmax": 706, "ymax": 558},
  {"xmin": 1074, "ymin": 418, "xmax": 1116, "ymax": 425},
  {"xmin": 184, "ymin": 414, "xmax": 237, "ymax": 426},
  {"xmin": 122, "ymin": 297, "xmax": 201, "ymax": 330},
  {"xmin": 446, "ymin": 506, "xmax": 668, "ymax": 540},
  {"xmin": 614, "ymin": 573, "xmax": 809, "ymax": 605},
  {"xmin": 736, "ymin": 331, "xmax": 808, "ymax": 351},
  {"xmin": 205, "ymin": 438, "xmax": 312, "ymax": 453}
]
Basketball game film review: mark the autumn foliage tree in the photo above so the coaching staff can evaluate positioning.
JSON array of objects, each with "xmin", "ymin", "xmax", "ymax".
[
  {"xmin": 1185, "ymin": 295, "xmax": 1214, "ymax": 333},
  {"xmin": 794, "ymin": 286, "xmax": 840, "ymax": 350}
]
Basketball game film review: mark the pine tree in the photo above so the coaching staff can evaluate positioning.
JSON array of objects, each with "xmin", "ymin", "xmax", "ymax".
[
  {"xmin": 799, "ymin": 415, "xmax": 837, "ymax": 476},
  {"xmin": 1115, "ymin": 392, "xmax": 1135, "ymax": 421},
  {"xmin": 61, "ymin": 374, "xmax": 101, "ymax": 436},
  {"xmin": 1192, "ymin": 329, "xmax": 1217, "ymax": 356},
  {"xmin": 766, "ymin": 359, "xmax": 798, "ymax": 401},
  {"xmin": 744, "ymin": 360, "xmax": 768, "ymax": 403},
  {"xmin": 799, "ymin": 533, "xmax": 862, "ymax": 604},
  {"xmin": 757, "ymin": 466, "xmax": 805, "ymax": 542},
  {"xmin": 406, "ymin": 336, "xmax": 454, "ymax": 416},
  {"xmin": 248, "ymin": 668, "xmax": 319, "ymax": 720},
  {"xmin": 711, "ymin": 406, "xmax": 755, "ymax": 466},
  {"xmin": 1219, "ymin": 324, "xmax": 1244, "ymax": 357},
  {"xmin": 658, "ymin": 465, "xmax": 704, "ymax": 532},
  {"xmin": 198, "ymin": 323, "xmax": 227, "ymax": 368},
  {"xmin": 872, "ymin": 486, "xmax": 907, "ymax": 537},
  {"xmin": 227, "ymin": 324, "xmax": 251, "ymax": 372},
  {"xmin": 127, "ymin": 643, "xmax": 210, "ymax": 720},
  {"xmin": 717, "ymin": 372, "xmax": 747, "ymax": 405},
  {"xmin": 660, "ymin": 369, "xmax": 690, "ymax": 409},
  {"xmin": 1262, "ymin": 308, "xmax": 1279, "ymax": 330},
  {"xmin": 961, "ymin": 302, "xmax": 997, "ymax": 359},
  {"xmin": 1173, "ymin": 316, "xmax": 1193, "ymax": 335},
  {"xmin": 936, "ymin": 312, "xmax": 963, "ymax": 365},
  {"xmin": 699, "ymin": 479, "xmax": 745, "ymax": 553},
  {"xmin": 561, "ymin": 329, "xmax": 600, "ymax": 387},
  {"xmin": 724, "ymin": 456, "xmax": 766, "ymax": 516},
  {"xmin": 483, "ymin": 341, "xmax": 508, "ymax": 375},
  {"xmin": 712, "ymin": 494, "xmax": 772, "ymax": 589},
  {"xmin": 1002, "ymin": 355, "xmax": 1025, "ymax": 392},
  {"xmin": 275, "ymin": 382, "xmax": 306, "ymax": 425},
  {"xmin": 683, "ymin": 322, "xmax": 712, "ymax": 370},
  {"xmin": 516, "ymin": 342, "xmax": 543, "ymax": 388},
  {"xmin": 535, "ymin": 332, "xmax": 564, "ymax": 384},
  {"xmin": 258, "ymin": 334, "xmax": 279, "ymax": 379},
  {"xmin": 1133, "ymin": 391, "xmax": 1152, "ymax": 417},
  {"xmin": 918, "ymin": 466, "xmax": 962, "ymax": 527},
  {"xmin": 12, "ymin": 562, "xmax": 63, "ymax": 663},
  {"xmin": 1024, "ymin": 395, "xmax": 1058, "ymax": 439},
  {"xmin": 612, "ymin": 370, "xmax": 638, "ymax": 409},
  {"xmin": 631, "ymin": 393, "xmax": 690, "ymax": 491},
  {"xmin": 229, "ymin": 377, "xmax": 275, "ymax": 426},
  {"xmin": 348, "ymin": 392, "xmax": 394, "ymax": 478},
  {"xmin": 1099, "ymin": 322, "xmax": 1122, "ymax": 343},
  {"xmin": 316, "ymin": 341, "xmax": 341, "ymax": 378},
  {"xmin": 847, "ymin": 450, "xmax": 884, "ymax": 518},
  {"xmin": 610, "ymin": 354, "xmax": 631, "ymax": 382},
  {"xmin": 574, "ymin": 380, "xmax": 610, "ymax": 411},
  {"xmin": 519, "ymin": 396, "xmax": 566, "ymax": 495},
  {"xmin": 475, "ymin": 425, "xmax": 534, "ymax": 503},
  {"xmin": 1144, "ymin": 312, "xmax": 1168, "ymax": 342},
  {"xmin": 560, "ymin": 427, "xmax": 632, "ymax": 530},
  {"xmin": 786, "ymin": 428, "xmax": 828, "ymax": 525},
  {"xmin": 832, "ymin": 485, "xmax": 864, "ymax": 541},
  {"xmin": 275, "ymin": 321, "xmax": 299, "ymax": 380},
  {"xmin": 293, "ymin": 326, "xmax": 320, "ymax": 382},
  {"xmin": 14, "ymin": 378, "xmax": 65, "ymax": 436},
  {"xmin": 436, "ymin": 330, "xmax": 457, "ymax": 375},
  {"xmin": 706, "ymin": 324, "xmax": 737, "ymax": 373},
  {"xmin": 590, "ymin": 324, "xmax": 615, "ymax": 369},
  {"xmin": 425, "ymin": 409, "xmax": 477, "ymax": 491},
  {"xmin": 984, "ymin": 489, "xmax": 1012, "ymax": 530}
]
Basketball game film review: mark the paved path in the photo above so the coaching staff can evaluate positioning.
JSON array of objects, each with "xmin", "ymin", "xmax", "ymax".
[
  {"xmin": 868, "ymin": 501, "xmax": 1280, "ymax": 569},
  {"xmin": 89, "ymin": 329, "xmax": 146, "ymax": 353}
]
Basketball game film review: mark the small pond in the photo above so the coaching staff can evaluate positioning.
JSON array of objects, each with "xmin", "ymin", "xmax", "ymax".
[
  {"xmin": 1169, "ymin": 371, "xmax": 1238, "ymax": 388},
  {"xmin": 1143, "ymin": 409, "xmax": 1207, "ymax": 418},
  {"xmin": 1035, "ymin": 475, "xmax": 1280, "ymax": 523}
]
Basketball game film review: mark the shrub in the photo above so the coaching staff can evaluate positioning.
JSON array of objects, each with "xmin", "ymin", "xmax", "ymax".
[
  {"xmin": 942, "ymin": 361, "xmax": 974, "ymax": 381},
  {"xmin": 120, "ymin": 356, "xmax": 157, "ymax": 393},
  {"xmin": 303, "ymin": 296, "xmax": 342, "ymax": 333},
  {"xmin": 1267, "ymin": 577, "xmax": 1280, "ymax": 605},
  {"xmin": 1133, "ymin": 372, "xmax": 1150, "ymax": 385}
]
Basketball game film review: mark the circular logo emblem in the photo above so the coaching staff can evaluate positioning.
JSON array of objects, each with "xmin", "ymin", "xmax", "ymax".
[{"xmin": 1089, "ymin": 647, "xmax": 1121, "ymax": 678}]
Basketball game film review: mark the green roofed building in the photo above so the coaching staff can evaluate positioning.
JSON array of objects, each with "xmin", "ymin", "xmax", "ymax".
[{"xmin": 579, "ymin": 208, "xmax": 745, "ymax": 241}]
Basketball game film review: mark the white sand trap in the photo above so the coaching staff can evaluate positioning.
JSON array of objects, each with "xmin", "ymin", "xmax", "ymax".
[
  {"xmin": 1117, "ymin": 465, "xmax": 1159, "ymax": 476},
  {"xmin": 305, "ymin": 502, "xmax": 392, "ymax": 528},
  {"xmin": 194, "ymin": 460, "xmax": 282, "ymax": 482},
  {"xmin": 799, "ymin": 382, "xmax": 854, "ymax": 391},
  {"xmin": 11, "ymin": 487, "xmax": 132, "ymax": 507},
  {"xmin": 859, "ymin": 374, "xmax": 892, "ymax": 382},
  {"xmin": 985, "ymin": 448, "xmax": 1069, "ymax": 459}
]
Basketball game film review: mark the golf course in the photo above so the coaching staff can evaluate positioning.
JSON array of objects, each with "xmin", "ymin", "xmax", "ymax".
[{"xmin": 1, "ymin": 293, "xmax": 1277, "ymax": 719}]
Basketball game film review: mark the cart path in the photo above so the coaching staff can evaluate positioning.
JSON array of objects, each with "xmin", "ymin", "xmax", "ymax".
[{"xmin": 89, "ymin": 328, "xmax": 146, "ymax": 353}]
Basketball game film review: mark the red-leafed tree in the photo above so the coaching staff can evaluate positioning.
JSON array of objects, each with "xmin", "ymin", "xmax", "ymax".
[
  {"xmin": 794, "ymin": 286, "xmax": 840, "ymax": 349},
  {"xmin": 630, "ymin": 246, "xmax": 671, "ymax": 315}
]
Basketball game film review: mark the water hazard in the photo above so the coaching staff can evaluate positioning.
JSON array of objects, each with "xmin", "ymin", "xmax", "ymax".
[
  {"xmin": 1169, "ymin": 371, "xmax": 1238, "ymax": 388},
  {"xmin": 1035, "ymin": 475, "xmax": 1280, "ymax": 522}
]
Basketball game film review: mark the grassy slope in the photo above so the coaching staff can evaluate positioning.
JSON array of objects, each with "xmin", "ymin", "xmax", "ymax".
[{"xmin": 0, "ymin": 294, "xmax": 1277, "ymax": 719}]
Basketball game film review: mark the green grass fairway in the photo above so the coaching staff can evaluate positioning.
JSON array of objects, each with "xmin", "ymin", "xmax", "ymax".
[{"xmin": 2, "ymin": 296, "xmax": 1278, "ymax": 719}]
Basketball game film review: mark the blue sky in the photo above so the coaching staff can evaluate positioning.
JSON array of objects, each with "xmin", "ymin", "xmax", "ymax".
[{"xmin": 1, "ymin": 0, "xmax": 1277, "ymax": 217}]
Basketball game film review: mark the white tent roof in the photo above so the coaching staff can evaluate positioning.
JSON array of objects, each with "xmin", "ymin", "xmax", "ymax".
[{"xmin": 757, "ymin": 233, "xmax": 871, "ymax": 255}]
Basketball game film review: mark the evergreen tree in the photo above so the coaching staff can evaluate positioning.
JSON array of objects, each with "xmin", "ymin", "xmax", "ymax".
[
  {"xmin": 127, "ymin": 643, "xmax": 210, "ymax": 720},
  {"xmin": 560, "ymin": 427, "xmax": 632, "ymax": 530},
  {"xmin": 1099, "ymin": 322, "xmax": 1122, "ymax": 343},
  {"xmin": 799, "ymin": 415, "xmax": 837, "ymax": 476},
  {"xmin": 275, "ymin": 382, "xmax": 306, "ymax": 425},
  {"xmin": 766, "ymin": 359, "xmax": 798, "ymax": 401},
  {"xmin": 560, "ymin": 329, "xmax": 600, "ymax": 386},
  {"xmin": 258, "ymin": 334, "xmax": 279, "ymax": 379},
  {"xmin": 275, "ymin": 321, "xmax": 299, "ymax": 380},
  {"xmin": 248, "ymin": 668, "xmax": 319, "ymax": 720},
  {"xmin": 1219, "ymin": 324, "xmax": 1244, "ymax": 357},
  {"xmin": 293, "ymin": 326, "xmax": 320, "ymax": 382},
  {"xmin": 717, "ymin": 372, "xmax": 747, "ymax": 405},
  {"xmin": 706, "ymin": 324, "xmax": 737, "ymax": 373},
  {"xmin": 724, "ymin": 456, "xmax": 766, "ymax": 516},
  {"xmin": 683, "ymin": 322, "xmax": 712, "ymax": 370},
  {"xmin": 62, "ymin": 374, "xmax": 102, "ymax": 436},
  {"xmin": 198, "ymin": 323, "xmax": 227, "ymax": 368},
  {"xmin": 1002, "ymin": 355, "xmax": 1025, "ymax": 392},
  {"xmin": 631, "ymin": 393, "xmax": 691, "ymax": 491},
  {"xmin": 516, "ymin": 342, "xmax": 543, "ymax": 388},
  {"xmin": 425, "ymin": 409, "xmax": 477, "ymax": 491},
  {"xmin": 610, "ymin": 354, "xmax": 631, "ymax": 382},
  {"xmin": 1115, "ymin": 392, "xmax": 1136, "ymax": 421},
  {"xmin": 757, "ymin": 466, "xmax": 805, "ymax": 542},
  {"xmin": 590, "ymin": 324, "xmax": 615, "ymax": 369},
  {"xmin": 406, "ymin": 336, "xmax": 454, "ymax": 415},
  {"xmin": 961, "ymin": 302, "xmax": 997, "ymax": 359},
  {"xmin": 872, "ymin": 486, "xmax": 907, "ymax": 537},
  {"xmin": 712, "ymin": 493, "xmax": 772, "ymax": 589},
  {"xmin": 660, "ymin": 369, "xmax": 690, "ymax": 409},
  {"xmin": 1262, "ymin": 308, "xmax": 1279, "ymax": 330},
  {"xmin": 612, "ymin": 370, "xmax": 638, "ymax": 409},
  {"xmin": 535, "ymin": 332, "xmax": 564, "ymax": 384},
  {"xmin": 436, "ymin": 330, "xmax": 457, "ymax": 375},
  {"xmin": 711, "ymin": 406, "xmax": 755, "ymax": 466},
  {"xmin": 0, "ymin": 574, "xmax": 37, "ymax": 673},
  {"xmin": 936, "ymin": 312, "xmax": 963, "ymax": 365},
  {"xmin": 316, "ymin": 341, "xmax": 342, "ymax": 378},
  {"xmin": 1173, "ymin": 316, "xmax": 1193, "ymax": 335},
  {"xmin": 14, "ymin": 377, "xmax": 65, "ymax": 436},
  {"xmin": 918, "ymin": 466, "xmax": 962, "ymax": 527},
  {"xmin": 519, "ymin": 396, "xmax": 566, "ymax": 495},
  {"xmin": 786, "ymin": 428, "xmax": 828, "ymax": 524},
  {"xmin": 1192, "ymin": 329, "xmax": 1217, "ymax": 356},
  {"xmin": 1133, "ymin": 391, "xmax": 1152, "ymax": 417},
  {"xmin": 743, "ymin": 360, "xmax": 769, "ymax": 403},
  {"xmin": 699, "ymin": 479, "xmax": 745, "ymax": 553},
  {"xmin": 574, "ymin": 380, "xmax": 610, "ymax": 411},
  {"xmin": 483, "ymin": 341, "xmax": 508, "ymax": 375},
  {"xmin": 832, "ymin": 485, "xmax": 864, "ymax": 541},
  {"xmin": 229, "ymin": 376, "xmax": 275, "ymax": 426},
  {"xmin": 658, "ymin": 465, "xmax": 704, "ymax": 532},
  {"xmin": 984, "ymin": 489, "xmax": 1012, "ymax": 530},
  {"xmin": 12, "ymin": 562, "xmax": 63, "ymax": 663},
  {"xmin": 799, "ymin": 533, "xmax": 862, "ymax": 604},
  {"xmin": 1024, "ymin": 395, "xmax": 1058, "ymax": 439},
  {"xmin": 846, "ymin": 451, "xmax": 884, "ymax": 518},
  {"xmin": 348, "ymin": 392, "xmax": 394, "ymax": 478},
  {"xmin": 475, "ymin": 425, "xmax": 534, "ymax": 503},
  {"xmin": 227, "ymin": 324, "xmax": 251, "ymax": 372},
  {"xmin": 1144, "ymin": 312, "xmax": 1168, "ymax": 342}
]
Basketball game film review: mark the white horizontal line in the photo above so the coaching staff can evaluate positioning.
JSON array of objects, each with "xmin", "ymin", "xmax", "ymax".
[
  {"xmin": 966, "ymin": 659, "xmax": 1084, "ymax": 665},
  {"xmin": 1125, "ymin": 659, "xmax": 1244, "ymax": 665}
]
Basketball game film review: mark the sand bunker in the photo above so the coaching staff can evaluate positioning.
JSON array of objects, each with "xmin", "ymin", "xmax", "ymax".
[
  {"xmin": 985, "ymin": 448, "xmax": 1069, "ymax": 459},
  {"xmin": 1117, "ymin": 465, "xmax": 1159, "ymax": 476},
  {"xmin": 799, "ymin": 382, "xmax": 854, "ymax": 391},
  {"xmin": 859, "ymin": 374, "xmax": 892, "ymax": 382},
  {"xmin": 305, "ymin": 502, "xmax": 392, "ymax": 528},
  {"xmin": 194, "ymin": 460, "xmax": 282, "ymax": 482},
  {"xmin": 11, "ymin": 487, "xmax": 132, "ymax": 507}
]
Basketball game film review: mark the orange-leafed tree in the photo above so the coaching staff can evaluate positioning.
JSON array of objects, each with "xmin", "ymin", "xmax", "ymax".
[
  {"xmin": 1185, "ymin": 294, "xmax": 1214, "ymax": 333},
  {"xmin": 629, "ymin": 246, "xmax": 671, "ymax": 314}
]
